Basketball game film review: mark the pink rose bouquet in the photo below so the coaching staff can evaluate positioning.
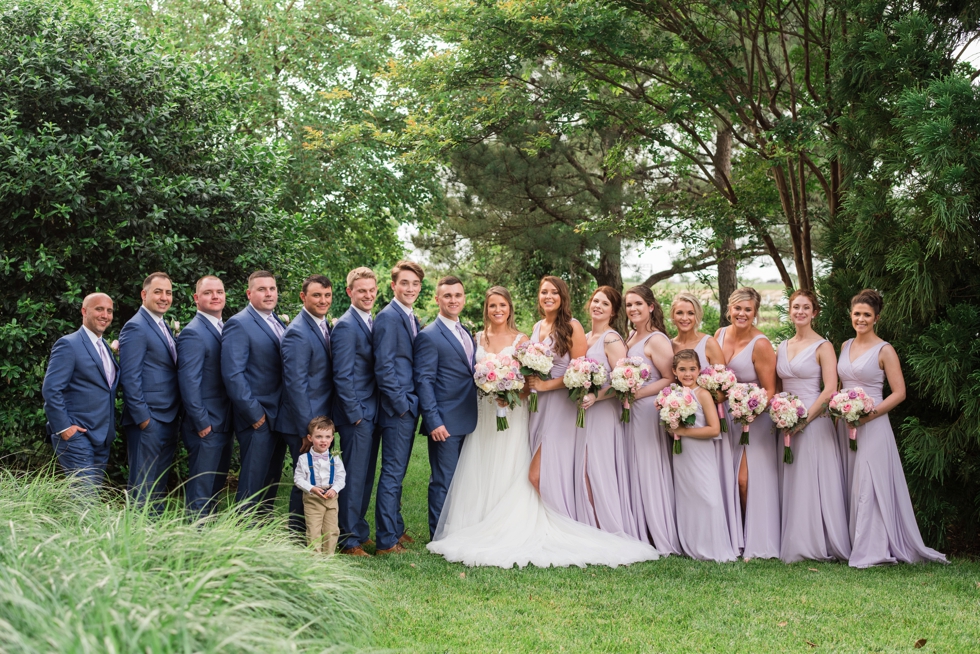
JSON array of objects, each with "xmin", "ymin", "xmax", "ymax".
[
  {"xmin": 606, "ymin": 356, "xmax": 652, "ymax": 423},
  {"xmin": 727, "ymin": 383, "xmax": 769, "ymax": 445},
  {"xmin": 768, "ymin": 392, "xmax": 808, "ymax": 464},
  {"xmin": 563, "ymin": 357, "xmax": 608, "ymax": 428},
  {"xmin": 515, "ymin": 341, "xmax": 554, "ymax": 413},
  {"xmin": 655, "ymin": 383, "xmax": 699, "ymax": 454},
  {"xmin": 828, "ymin": 387, "xmax": 875, "ymax": 451},
  {"xmin": 697, "ymin": 364, "xmax": 738, "ymax": 432},
  {"xmin": 474, "ymin": 352, "xmax": 525, "ymax": 431}
]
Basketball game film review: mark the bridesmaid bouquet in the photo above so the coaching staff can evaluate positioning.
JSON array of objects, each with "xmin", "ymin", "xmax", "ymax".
[
  {"xmin": 655, "ymin": 384, "xmax": 699, "ymax": 454},
  {"xmin": 515, "ymin": 341, "xmax": 554, "ymax": 413},
  {"xmin": 829, "ymin": 387, "xmax": 875, "ymax": 451},
  {"xmin": 563, "ymin": 357, "xmax": 608, "ymax": 428},
  {"xmin": 607, "ymin": 356, "xmax": 652, "ymax": 423},
  {"xmin": 473, "ymin": 353, "xmax": 525, "ymax": 431},
  {"xmin": 768, "ymin": 392, "xmax": 808, "ymax": 464},
  {"xmin": 697, "ymin": 365, "xmax": 738, "ymax": 432},
  {"xmin": 727, "ymin": 383, "xmax": 769, "ymax": 445}
]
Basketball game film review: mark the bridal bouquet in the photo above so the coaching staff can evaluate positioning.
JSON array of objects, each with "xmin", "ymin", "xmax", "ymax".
[
  {"xmin": 829, "ymin": 387, "xmax": 875, "ymax": 451},
  {"xmin": 768, "ymin": 392, "xmax": 808, "ymax": 464},
  {"xmin": 515, "ymin": 341, "xmax": 554, "ymax": 413},
  {"xmin": 563, "ymin": 357, "xmax": 607, "ymax": 428},
  {"xmin": 607, "ymin": 356, "xmax": 652, "ymax": 423},
  {"xmin": 473, "ymin": 353, "xmax": 525, "ymax": 431},
  {"xmin": 655, "ymin": 384, "xmax": 699, "ymax": 454},
  {"xmin": 697, "ymin": 364, "xmax": 738, "ymax": 432},
  {"xmin": 727, "ymin": 383, "xmax": 769, "ymax": 445}
]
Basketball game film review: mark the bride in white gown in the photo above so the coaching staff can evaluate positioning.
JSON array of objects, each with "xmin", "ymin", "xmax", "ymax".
[{"xmin": 426, "ymin": 286, "xmax": 660, "ymax": 568}]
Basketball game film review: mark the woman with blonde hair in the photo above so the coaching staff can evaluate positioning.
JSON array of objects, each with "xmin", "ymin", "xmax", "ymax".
[{"xmin": 715, "ymin": 287, "xmax": 779, "ymax": 560}]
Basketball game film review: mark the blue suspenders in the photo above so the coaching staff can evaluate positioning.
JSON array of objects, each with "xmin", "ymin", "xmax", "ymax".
[{"xmin": 307, "ymin": 452, "xmax": 335, "ymax": 488}]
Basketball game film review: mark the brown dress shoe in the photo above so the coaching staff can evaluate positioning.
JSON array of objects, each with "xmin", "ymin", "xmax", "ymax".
[
  {"xmin": 340, "ymin": 546, "xmax": 370, "ymax": 557},
  {"xmin": 363, "ymin": 538, "xmax": 375, "ymax": 547},
  {"xmin": 375, "ymin": 543, "xmax": 409, "ymax": 555},
  {"xmin": 398, "ymin": 533, "xmax": 415, "ymax": 544}
]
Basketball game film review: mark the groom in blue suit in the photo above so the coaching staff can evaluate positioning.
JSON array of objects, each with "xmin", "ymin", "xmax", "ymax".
[
  {"xmin": 42, "ymin": 293, "xmax": 119, "ymax": 491},
  {"xmin": 222, "ymin": 271, "xmax": 288, "ymax": 513},
  {"xmin": 332, "ymin": 267, "xmax": 381, "ymax": 556},
  {"xmin": 414, "ymin": 276, "xmax": 478, "ymax": 538},
  {"xmin": 281, "ymin": 274, "xmax": 335, "ymax": 532},
  {"xmin": 373, "ymin": 260, "xmax": 425, "ymax": 554},
  {"xmin": 120, "ymin": 272, "xmax": 181, "ymax": 509},
  {"xmin": 176, "ymin": 275, "xmax": 232, "ymax": 516}
]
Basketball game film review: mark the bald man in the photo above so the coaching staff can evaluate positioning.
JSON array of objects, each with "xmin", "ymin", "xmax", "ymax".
[{"xmin": 42, "ymin": 293, "xmax": 120, "ymax": 490}]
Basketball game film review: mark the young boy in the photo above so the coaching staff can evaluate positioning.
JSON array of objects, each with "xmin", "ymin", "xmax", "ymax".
[{"xmin": 294, "ymin": 416, "xmax": 347, "ymax": 554}]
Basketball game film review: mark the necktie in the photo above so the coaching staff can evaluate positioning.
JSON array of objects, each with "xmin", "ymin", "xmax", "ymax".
[
  {"xmin": 367, "ymin": 315, "xmax": 374, "ymax": 332},
  {"xmin": 97, "ymin": 339, "xmax": 115, "ymax": 385},
  {"xmin": 158, "ymin": 319, "xmax": 177, "ymax": 362},
  {"xmin": 216, "ymin": 319, "xmax": 224, "ymax": 334},
  {"xmin": 456, "ymin": 322, "xmax": 473, "ymax": 364},
  {"xmin": 267, "ymin": 315, "xmax": 284, "ymax": 341},
  {"xmin": 320, "ymin": 320, "xmax": 330, "ymax": 346},
  {"xmin": 410, "ymin": 313, "xmax": 418, "ymax": 337}
]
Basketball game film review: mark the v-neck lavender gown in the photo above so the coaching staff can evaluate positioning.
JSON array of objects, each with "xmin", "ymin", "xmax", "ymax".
[
  {"xmin": 695, "ymin": 334, "xmax": 743, "ymax": 552},
  {"xmin": 529, "ymin": 321, "xmax": 581, "ymax": 521},
  {"xmin": 719, "ymin": 327, "xmax": 780, "ymax": 559},
  {"xmin": 777, "ymin": 340, "xmax": 851, "ymax": 563},
  {"xmin": 673, "ymin": 396, "xmax": 739, "ymax": 562},
  {"xmin": 626, "ymin": 332, "xmax": 680, "ymax": 554},
  {"xmin": 574, "ymin": 330, "xmax": 637, "ymax": 539},
  {"xmin": 837, "ymin": 340, "xmax": 946, "ymax": 568}
]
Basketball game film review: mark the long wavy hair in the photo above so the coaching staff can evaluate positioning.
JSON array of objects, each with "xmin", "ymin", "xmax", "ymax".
[
  {"xmin": 483, "ymin": 285, "xmax": 518, "ymax": 334},
  {"xmin": 625, "ymin": 285, "xmax": 666, "ymax": 335},
  {"xmin": 538, "ymin": 276, "xmax": 574, "ymax": 357}
]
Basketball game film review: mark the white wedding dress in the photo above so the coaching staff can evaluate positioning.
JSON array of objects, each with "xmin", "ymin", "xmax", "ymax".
[{"xmin": 426, "ymin": 333, "xmax": 660, "ymax": 568}]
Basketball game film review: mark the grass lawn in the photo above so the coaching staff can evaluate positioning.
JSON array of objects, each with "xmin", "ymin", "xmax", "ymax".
[{"xmin": 332, "ymin": 434, "xmax": 980, "ymax": 653}]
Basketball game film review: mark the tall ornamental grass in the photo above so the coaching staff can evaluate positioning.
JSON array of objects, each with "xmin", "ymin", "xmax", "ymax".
[{"xmin": 0, "ymin": 469, "xmax": 373, "ymax": 652}]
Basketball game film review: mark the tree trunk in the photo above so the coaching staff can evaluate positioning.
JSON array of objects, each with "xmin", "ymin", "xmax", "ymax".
[
  {"xmin": 595, "ymin": 237, "xmax": 628, "ymax": 335},
  {"xmin": 715, "ymin": 127, "xmax": 737, "ymax": 327}
]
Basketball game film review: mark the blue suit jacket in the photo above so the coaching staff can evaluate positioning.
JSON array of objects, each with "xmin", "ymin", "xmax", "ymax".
[
  {"xmin": 281, "ymin": 309, "xmax": 334, "ymax": 435},
  {"xmin": 330, "ymin": 306, "xmax": 378, "ymax": 428},
  {"xmin": 119, "ymin": 307, "xmax": 180, "ymax": 426},
  {"xmin": 414, "ymin": 319, "xmax": 478, "ymax": 437},
  {"xmin": 221, "ymin": 305, "xmax": 285, "ymax": 432},
  {"xmin": 42, "ymin": 328, "xmax": 119, "ymax": 444},
  {"xmin": 373, "ymin": 300, "xmax": 421, "ymax": 421},
  {"xmin": 176, "ymin": 313, "xmax": 231, "ymax": 434}
]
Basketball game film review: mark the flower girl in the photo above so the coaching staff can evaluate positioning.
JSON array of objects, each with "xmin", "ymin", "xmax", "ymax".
[{"xmin": 669, "ymin": 350, "xmax": 738, "ymax": 562}]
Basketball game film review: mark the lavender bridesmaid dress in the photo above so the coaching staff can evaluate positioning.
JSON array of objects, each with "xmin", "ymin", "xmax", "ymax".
[
  {"xmin": 695, "ymin": 334, "xmax": 744, "ymax": 552},
  {"xmin": 777, "ymin": 340, "xmax": 851, "ymax": 563},
  {"xmin": 673, "ymin": 395, "xmax": 739, "ymax": 562},
  {"xmin": 529, "ymin": 320, "xmax": 582, "ymax": 520},
  {"xmin": 574, "ymin": 330, "xmax": 637, "ymax": 539},
  {"xmin": 626, "ymin": 332, "xmax": 681, "ymax": 554},
  {"xmin": 837, "ymin": 340, "xmax": 947, "ymax": 568},
  {"xmin": 718, "ymin": 327, "xmax": 780, "ymax": 559}
]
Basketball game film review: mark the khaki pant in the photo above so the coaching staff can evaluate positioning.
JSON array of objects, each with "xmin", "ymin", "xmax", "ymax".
[{"xmin": 302, "ymin": 492, "xmax": 340, "ymax": 554}]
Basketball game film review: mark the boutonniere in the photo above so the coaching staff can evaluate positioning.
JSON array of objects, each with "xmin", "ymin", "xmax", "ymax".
[
  {"xmin": 110, "ymin": 340, "xmax": 120, "ymax": 354},
  {"xmin": 170, "ymin": 320, "xmax": 181, "ymax": 336},
  {"xmin": 279, "ymin": 314, "xmax": 290, "ymax": 324}
]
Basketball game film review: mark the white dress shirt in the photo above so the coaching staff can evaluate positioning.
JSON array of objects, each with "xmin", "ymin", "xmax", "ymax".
[
  {"xmin": 437, "ymin": 314, "xmax": 470, "ymax": 350},
  {"xmin": 293, "ymin": 450, "xmax": 347, "ymax": 494},
  {"xmin": 352, "ymin": 306, "xmax": 373, "ymax": 330},
  {"xmin": 198, "ymin": 311, "xmax": 223, "ymax": 333}
]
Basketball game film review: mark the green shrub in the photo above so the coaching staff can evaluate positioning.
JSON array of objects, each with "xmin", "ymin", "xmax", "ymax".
[{"xmin": 0, "ymin": 469, "xmax": 373, "ymax": 652}]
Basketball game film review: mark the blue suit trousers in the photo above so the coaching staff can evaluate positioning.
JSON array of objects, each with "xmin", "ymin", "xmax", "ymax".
[
  {"xmin": 375, "ymin": 411, "xmax": 419, "ymax": 549},
  {"xmin": 182, "ymin": 422, "xmax": 233, "ymax": 516},
  {"xmin": 51, "ymin": 432, "xmax": 112, "ymax": 493},
  {"xmin": 337, "ymin": 419, "xmax": 380, "ymax": 548},
  {"xmin": 126, "ymin": 418, "xmax": 180, "ymax": 510},
  {"xmin": 427, "ymin": 431, "xmax": 467, "ymax": 538},
  {"xmin": 235, "ymin": 421, "xmax": 288, "ymax": 514}
]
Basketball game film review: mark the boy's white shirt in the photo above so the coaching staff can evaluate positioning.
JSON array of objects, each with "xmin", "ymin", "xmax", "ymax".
[{"xmin": 293, "ymin": 450, "xmax": 347, "ymax": 494}]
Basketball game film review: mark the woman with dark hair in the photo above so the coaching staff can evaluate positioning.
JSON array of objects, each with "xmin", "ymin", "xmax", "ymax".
[
  {"xmin": 777, "ymin": 290, "xmax": 850, "ymax": 563},
  {"xmin": 527, "ymin": 276, "xmax": 587, "ymax": 520},
  {"xmin": 574, "ymin": 286, "xmax": 637, "ymax": 539},
  {"xmin": 428, "ymin": 285, "xmax": 659, "ymax": 568},
  {"xmin": 837, "ymin": 289, "xmax": 945, "ymax": 568},
  {"xmin": 623, "ymin": 286, "xmax": 681, "ymax": 554}
]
